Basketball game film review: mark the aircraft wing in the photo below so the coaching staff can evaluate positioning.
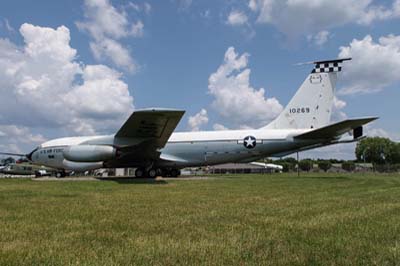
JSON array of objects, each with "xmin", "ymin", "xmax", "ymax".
[
  {"xmin": 294, "ymin": 117, "xmax": 378, "ymax": 140},
  {"xmin": 114, "ymin": 108, "xmax": 185, "ymax": 160},
  {"xmin": 0, "ymin": 152, "xmax": 26, "ymax": 156}
]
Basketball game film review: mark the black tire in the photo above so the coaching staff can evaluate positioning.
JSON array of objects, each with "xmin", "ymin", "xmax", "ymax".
[
  {"xmin": 170, "ymin": 168, "xmax": 179, "ymax": 178},
  {"xmin": 148, "ymin": 168, "xmax": 157, "ymax": 178},
  {"xmin": 156, "ymin": 168, "xmax": 163, "ymax": 176},
  {"xmin": 135, "ymin": 168, "xmax": 145, "ymax": 178}
]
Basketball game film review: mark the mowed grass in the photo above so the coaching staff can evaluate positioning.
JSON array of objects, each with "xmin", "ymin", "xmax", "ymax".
[{"xmin": 1, "ymin": 174, "xmax": 400, "ymax": 265}]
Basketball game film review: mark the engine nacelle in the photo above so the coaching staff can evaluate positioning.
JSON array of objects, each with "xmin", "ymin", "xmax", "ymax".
[
  {"xmin": 63, "ymin": 145, "xmax": 117, "ymax": 162},
  {"xmin": 62, "ymin": 159, "xmax": 104, "ymax": 171}
]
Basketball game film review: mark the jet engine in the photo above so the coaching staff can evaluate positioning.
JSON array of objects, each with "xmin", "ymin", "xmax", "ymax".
[
  {"xmin": 62, "ymin": 159, "xmax": 104, "ymax": 171},
  {"xmin": 63, "ymin": 145, "xmax": 117, "ymax": 162}
]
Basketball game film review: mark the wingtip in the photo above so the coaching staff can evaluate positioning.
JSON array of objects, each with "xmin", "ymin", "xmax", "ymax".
[
  {"xmin": 134, "ymin": 107, "xmax": 186, "ymax": 113},
  {"xmin": 345, "ymin": 116, "xmax": 379, "ymax": 124}
]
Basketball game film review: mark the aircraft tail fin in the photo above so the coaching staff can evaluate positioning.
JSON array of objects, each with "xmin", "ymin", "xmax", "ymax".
[{"xmin": 263, "ymin": 58, "xmax": 351, "ymax": 130}]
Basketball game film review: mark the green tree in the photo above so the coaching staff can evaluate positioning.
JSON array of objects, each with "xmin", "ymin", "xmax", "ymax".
[
  {"xmin": 1, "ymin": 157, "xmax": 15, "ymax": 165},
  {"xmin": 342, "ymin": 161, "xmax": 356, "ymax": 172},
  {"xmin": 318, "ymin": 160, "xmax": 332, "ymax": 172},
  {"xmin": 283, "ymin": 157, "xmax": 297, "ymax": 164},
  {"xmin": 355, "ymin": 137, "xmax": 398, "ymax": 164},
  {"xmin": 299, "ymin": 159, "xmax": 313, "ymax": 172},
  {"xmin": 394, "ymin": 143, "xmax": 400, "ymax": 163},
  {"xmin": 280, "ymin": 162, "xmax": 295, "ymax": 172}
]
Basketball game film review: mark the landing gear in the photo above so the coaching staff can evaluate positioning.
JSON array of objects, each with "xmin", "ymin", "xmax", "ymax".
[
  {"xmin": 134, "ymin": 167, "xmax": 180, "ymax": 178},
  {"xmin": 147, "ymin": 168, "xmax": 157, "ymax": 178},
  {"xmin": 161, "ymin": 168, "xmax": 181, "ymax": 178},
  {"xmin": 134, "ymin": 167, "xmax": 160, "ymax": 178},
  {"xmin": 56, "ymin": 171, "xmax": 66, "ymax": 178},
  {"xmin": 156, "ymin": 168, "xmax": 164, "ymax": 176},
  {"xmin": 135, "ymin": 168, "xmax": 146, "ymax": 178},
  {"xmin": 169, "ymin": 168, "xmax": 180, "ymax": 178}
]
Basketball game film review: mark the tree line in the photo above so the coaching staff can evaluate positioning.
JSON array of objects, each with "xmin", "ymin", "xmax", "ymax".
[
  {"xmin": 269, "ymin": 157, "xmax": 357, "ymax": 173},
  {"xmin": 268, "ymin": 137, "xmax": 400, "ymax": 173}
]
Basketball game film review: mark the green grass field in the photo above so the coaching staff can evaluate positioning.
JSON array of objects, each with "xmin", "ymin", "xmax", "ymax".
[{"xmin": 1, "ymin": 173, "xmax": 400, "ymax": 265}]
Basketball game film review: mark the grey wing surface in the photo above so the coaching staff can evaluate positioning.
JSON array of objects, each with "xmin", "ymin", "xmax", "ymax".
[{"xmin": 113, "ymin": 108, "xmax": 185, "ymax": 162}]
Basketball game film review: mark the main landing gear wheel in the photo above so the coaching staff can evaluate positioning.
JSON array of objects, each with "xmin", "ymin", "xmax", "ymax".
[
  {"xmin": 161, "ymin": 168, "xmax": 180, "ymax": 178},
  {"xmin": 56, "ymin": 171, "xmax": 66, "ymax": 178},
  {"xmin": 147, "ymin": 168, "xmax": 157, "ymax": 178},
  {"xmin": 170, "ymin": 168, "xmax": 180, "ymax": 178},
  {"xmin": 135, "ymin": 168, "xmax": 146, "ymax": 178}
]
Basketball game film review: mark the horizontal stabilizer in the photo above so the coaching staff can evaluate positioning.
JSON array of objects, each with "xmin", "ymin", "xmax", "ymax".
[
  {"xmin": 311, "ymin": 58, "xmax": 351, "ymax": 74},
  {"xmin": 294, "ymin": 117, "xmax": 378, "ymax": 140}
]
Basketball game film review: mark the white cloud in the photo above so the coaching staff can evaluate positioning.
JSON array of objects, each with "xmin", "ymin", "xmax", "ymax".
[
  {"xmin": 213, "ymin": 123, "xmax": 229, "ymax": 131},
  {"xmin": 0, "ymin": 23, "xmax": 134, "ymax": 152},
  {"xmin": 249, "ymin": 0, "xmax": 400, "ymax": 39},
  {"xmin": 208, "ymin": 47, "xmax": 283, "ymax": 129},
  {"xmin": 76, "ymin": 0, "xmax": 144, "ymax": 72},
  {"xmin": 227, "ymin": 10, "xmax": 248, "ymax": 26},
  {"xmin": 0, "ymin": 125, "xmax": 46, "ymax": 144},
  {"xmin": 0, "ymin": 125, "xmax": 46, "ymax": 153},
  {"xmin": 364, "ymin": 126, "xmax": 400, "ymax": 141},
  {"xmin": 248, "ymin": 0, "xmax": 258, "ymax": 11},
  {"xmin": 188, "ymin": 109, "xmax": 209, "ymax": 131},
  {"xmin": 126, "ymin": 2, "xmax": 151, "ymax": 14},
  {"xmin": 366, "ymin": 127, "xmax": 391, "ymax": 138},
  {"xmin": 307, "ymin": 30, "xmax": 330, "ymax": 46},
  {"xmin": 131, "ymin": 21, "xmax": 144, "ymax": 37},
  {"xmin": 89, "ymin": 38, "xmax": 135, "ymax": 72},
  {"xmin": 331, "ymin": 96, "xmax": 347, "ymax": 121},
  {"xmin": 338, "ymin": 34, "xmax": 400, "ymax": 95},
  {"xmin": 144, "ymin": 3, "xmax": 152, "ymax": 14},
  {"xmin": 3, "ymin": 19, "xmax": 15, "ymax": 32},
  {"xmin": 65, "ymin": 65, "xmax": 133, "ymax": 121}
]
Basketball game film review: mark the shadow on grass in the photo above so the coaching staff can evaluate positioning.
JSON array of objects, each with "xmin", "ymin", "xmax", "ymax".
[
  {"xmin": 95, "ymin": 177, "xmax": 168, "ymax": 185},
  {"xmin": 297, "ymin": 175, "xmax": 351, "ymax": 180}
]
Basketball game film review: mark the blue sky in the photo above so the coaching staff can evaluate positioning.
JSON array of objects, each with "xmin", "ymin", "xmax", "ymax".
[{"xmin": 0, "ymin": 0, "xmax": 399, "ymax": 159}]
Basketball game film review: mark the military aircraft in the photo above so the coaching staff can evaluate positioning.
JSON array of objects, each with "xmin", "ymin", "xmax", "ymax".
[
  {"xmin": 1, "ymin": 58, "xmax": 377, "ymax": 178},
  {"xmin": 0, "ymin": 162, "xmax": 54, "ymax": 177}
]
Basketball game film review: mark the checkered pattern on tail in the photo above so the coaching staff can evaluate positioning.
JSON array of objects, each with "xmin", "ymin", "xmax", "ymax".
[{"xmin": 311, "ymin": 62, "xmax": 342, "ymax": 73}]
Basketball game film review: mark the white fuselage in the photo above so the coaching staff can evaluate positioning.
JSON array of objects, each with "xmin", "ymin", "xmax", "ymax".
[{"xmin": 30, "ymin": 128, "xmax": 315, "ymax": 171}]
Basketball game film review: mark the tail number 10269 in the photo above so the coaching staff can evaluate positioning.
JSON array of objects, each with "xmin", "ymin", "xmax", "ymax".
[{"xmin": 289, "ymin": 107, "xmax": 310, "ymax": 114}]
